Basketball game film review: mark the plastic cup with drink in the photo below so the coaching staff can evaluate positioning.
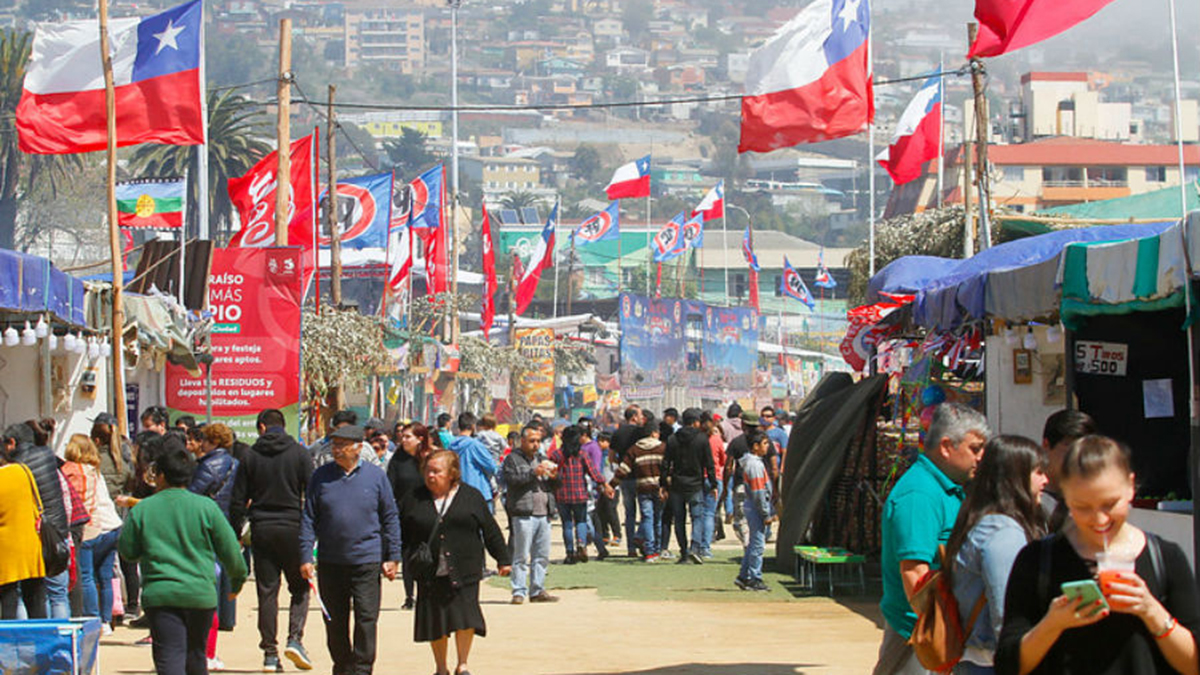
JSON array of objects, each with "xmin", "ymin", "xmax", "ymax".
[{"xmin": 1096, "ymin": 549, "xmax": 1137, "ymax": 596}]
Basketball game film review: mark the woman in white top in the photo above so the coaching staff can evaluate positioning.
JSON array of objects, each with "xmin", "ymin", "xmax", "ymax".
[{"xmin": 65, "ymin": 434, "xmax": 124, "ymax": 631}]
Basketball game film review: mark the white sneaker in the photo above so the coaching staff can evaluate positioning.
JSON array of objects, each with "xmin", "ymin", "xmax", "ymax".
[
  {"xmin": 101, "ymin": 624, "xmax": 113, "ymax": 636},
  {"xmin": 207, "ymin": 657, "xmax": 225, "ymax": 671}
]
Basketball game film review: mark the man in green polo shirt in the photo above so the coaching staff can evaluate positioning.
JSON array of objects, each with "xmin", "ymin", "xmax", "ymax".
[{"xmin": 873, "ymin": 403, "xmax": 989, "ymax": 675}]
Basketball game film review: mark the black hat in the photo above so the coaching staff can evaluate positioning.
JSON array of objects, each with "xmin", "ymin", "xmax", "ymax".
[
  {"xmin": 330, "ymin": 425, "xmax": 365, "ymax": 442},
  {"xmin": 91, "ymin": 412, "xmax": 119, "ymax": 426}
]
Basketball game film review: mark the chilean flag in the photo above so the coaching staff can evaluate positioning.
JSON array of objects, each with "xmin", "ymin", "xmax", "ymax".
[
  {"xmin": 968, "ymin": 0, "xmax": 1117, "ymax": 59},
  {"xmin": 877, "ymin": 74, "xmax": 941, "ymax": 185},
  {"xmin": 573, "ymin": 201, "xmax": 620, "ymax": 244},
  {"xmin": 692, "ymin": 181, "xmax": 724, "ymax": 220},
  {"xmin": 605, "ymin": 155, "xmax": 651, "ymax": 199},
  {"xmin": 17, "ymin": 0, "xmax": 204, "ymax": 154},
  {"xmin": 738, "ymin": 0, "xmax": 873, "ymax": 153},
  {"xmin": 781, "ymin": 257, "xmax": 816, "ymax": 310},
  {"xmin": 514, "ymin": 204, "xmax": 557, "ymax": 315}
]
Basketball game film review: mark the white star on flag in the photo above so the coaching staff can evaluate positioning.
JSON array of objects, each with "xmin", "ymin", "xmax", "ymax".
[
  {"xmin": 838, "ymin": 0, "xmax": 862, "ymax": 31},
  {"xmin": 153, "ymin": 19, "xmax": 185, "ymax": 54}
]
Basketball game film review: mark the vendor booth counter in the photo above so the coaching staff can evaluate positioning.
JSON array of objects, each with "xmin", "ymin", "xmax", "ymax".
[{"xmin": 0, "ymin": 618, "xmax": 101, "ymax": 675}]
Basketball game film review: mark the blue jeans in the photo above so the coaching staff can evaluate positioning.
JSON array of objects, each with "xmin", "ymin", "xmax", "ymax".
[
  {"xmin": 509, "ymin": 515, "xmax": 551, "ymax": 598},
  {"xmin": 739, "ymin": 500, "xmax": 766, "ymax": 582},
  {"xmin": 636, "ymin": 493, "xmax": 664, "ymax": 556},
  {"xmin": 620, "ymin": 481, "xmax": 638, "ymax": 553},
  {"xmin": 699, "ymin": 492, "xmax": 717, "ymax": 556},
  {"xmin": 80, "ymin": 528, "xmax": 122, "ymax": 622},
  {"xmin": 557, "ymin": 502, "xmax": 588, "ymax": 555},
  {"xmin": 44, "ymin": 569, "xmax": 70, "ymax": 619},
  {"xmin": 668, "ymin": 490, "xmax": 706, "ymax": 555},
  {"xmin": 955, "ymin": 662, "xmax": 994, "ymax": 675}
]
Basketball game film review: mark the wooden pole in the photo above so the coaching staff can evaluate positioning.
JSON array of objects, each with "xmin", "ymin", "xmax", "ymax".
[
  {"xmin": 100, "ymin": 0, "xmax": 127, "ymax": 440},
  {"xmin": 327, "ymin": 85, "xmax": 341, "ymax": 307},
  {"xmin": 274, "ymin": 18, "xmax": 292, "ymax": 246},
  {"xmin": 968, "ymin": 22, "xmax": 992, "ymax": 249}
]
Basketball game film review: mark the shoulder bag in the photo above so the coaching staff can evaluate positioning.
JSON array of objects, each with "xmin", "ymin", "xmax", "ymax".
[
  {"xmin": 22, "ymin": 464, "xmax": 71, "ymax": 577},
  {"xmin": 405, "ymin": 496, "xmax": 450, "ymax": 582}
]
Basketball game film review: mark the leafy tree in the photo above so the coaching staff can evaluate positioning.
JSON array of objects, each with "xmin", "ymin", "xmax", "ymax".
[
  {"xmin": 334, "ymin": 122, "xmax": 380, "ymax": 170},
  {"xmin": 383, "ymin": 128, "xmax": 436, "ymax": 179},
  {"xmin": 128, "ymin": 90, "xmax": 272, "ymax": 242},
  {"xmin": 500, "ymin": 191, "xmax": 543, "ymax": 211},
  {"xmin": 0, "ymin": 30, "xmax": 80, "ymax": 251},
  {"xmin": 569, "ymin": 144, "xmax": 603, "ymax": 184}
]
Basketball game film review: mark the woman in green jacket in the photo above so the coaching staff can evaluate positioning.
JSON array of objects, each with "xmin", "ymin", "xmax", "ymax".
[{"xmin": 118, "ymin": 436, "xmax": 247, "ymax": 675}]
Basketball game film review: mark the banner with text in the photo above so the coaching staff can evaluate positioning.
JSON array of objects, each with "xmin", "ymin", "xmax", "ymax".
[
  {"xmin": 618, "ymin": 293, "xmax": 686, "ymax": 399},
  {"xmin": 515, "ymin": 327, "xmax": 555, "ymax": 415},
  {"xmin": 166, "ymin": 247, "xmax": 303, "ymax": 439}
]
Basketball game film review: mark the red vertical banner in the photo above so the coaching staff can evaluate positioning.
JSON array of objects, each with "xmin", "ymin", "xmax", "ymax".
[
  {"xmin": 166, "ymin": 247, "xmax": 303, "ymax": 439},
  {"xmin": 480, "ymin": 205, "xmax": 496, "ymax": 339}
]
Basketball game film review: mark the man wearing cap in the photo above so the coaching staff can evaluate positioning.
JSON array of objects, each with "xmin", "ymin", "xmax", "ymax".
[
  {"xmin": 723, "ymin": 411, "xmax": 764, "ymax": 544},
  {"xmin": 300, "ymin": 425, "xmax": 401, "ymax": 675},
  {"xmin": 660, "ymin": 408, "xmax": 717, "ymax": 565}
]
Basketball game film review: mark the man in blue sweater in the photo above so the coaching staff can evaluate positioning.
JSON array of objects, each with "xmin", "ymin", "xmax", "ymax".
[
  {"xmin": 448, "ymin": 412, "xmax": 497, "ymax": 511},
  {"xmin": 300, "ymin": 425, "xmax": 402, "ymax": 675}
]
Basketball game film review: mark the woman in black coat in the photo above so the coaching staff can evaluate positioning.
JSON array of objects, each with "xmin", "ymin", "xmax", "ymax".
[{"xmin": 400, "ymin": 450, "xmax": 510, "ymax": 675}]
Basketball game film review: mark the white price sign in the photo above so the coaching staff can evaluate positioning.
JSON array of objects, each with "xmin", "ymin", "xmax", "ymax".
[{"xmin": 1074, "ymin": 340, "xmax": 1128, "ymax": 376}]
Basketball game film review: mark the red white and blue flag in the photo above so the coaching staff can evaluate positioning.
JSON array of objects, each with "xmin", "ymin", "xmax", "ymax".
[
  {"xmin": 316, "ymin": 172, "xmax": 394, "ymax": 249},
  {"xmin": 782, "ymin": 257, "xmax": 816, "ymax": 310},
  {"xmin": 738, "ymin": 0, "xmax": 873, "ymax": 153},
  {"xmin": 877, "ymin": 74, "xmax": 942, "ymax": 185},
  {"xmin": 968, "ymin": 0, "xmax": 1117, "ymax": 59},
  {"xmin": 514, "ymin": 203, "xmax": 557, "ymax": 315},
  {"xmin": 480, "ymin": 205, "xmax": 497, "ymax": 339},
  {"xmin": 814, "ymin": 248, "xmax": 837, "ymax": 289},
  {"xmin": 18, "ymin": 0, "xmax": 205, "ymax": 154},
  {"xmin": 393, "ymin": 165, "xmax": 447, "ymax": 294},
  {"xmin": 680, "ymin": 213, "xmax": 704, "ymax": 250},
  {"xmin": 692, "ymin": 181, "xmax": 724, "ymax": 220},
  {"xmin": 652, "ymin": 212, "xmax": 687, "ymax": 262},
  {"xmin": 605, "ymin": 155, "xmax": 651, "ymax": 199},
  {"xmin": 573, "ymin": 201, "xmax": 620, "ymax": 244}
]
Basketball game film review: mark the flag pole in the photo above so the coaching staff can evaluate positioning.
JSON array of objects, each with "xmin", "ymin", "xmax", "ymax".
[
  {"xmin": 867, "ymin": 23, "xmax": 876, "ymax": 279},
  {"xmin": 274, "ymin": 18, "xmax": 292, "ymax": 247},
  {"xmin": 645, "ymin": 194, "xmax": 652, "ymax": 295},
  {"xmin": 1168, "ymin": 0, "xmax": 1189, "ymax": 219},
  {"xmin": 197, "ymin": 7, "xmax": 210, "ymax": 242},
  {"xmin": 553, "ymin": 196, "xmax": 560, "ymax": 318},
  {"xmin": 179, "ymin": 168, "xmax": 187, "ymax": 306},
  {"xmin": 937, "ymin": 51, "xmax": 945, "ymax": 208},
  {"xmin": 99, "ymin": 0, "xmax": 128, "ymax": 440},
  {"xmin": 722, "ymin": 202, "xmax": 730, "ymax": 307},
  {"xmin": 616, "ymin": 212, "xmax": 623, "ymax": 294},
  {"xmin": 327, "ymin": 86, "xmax": 341, "ymax": 308}
]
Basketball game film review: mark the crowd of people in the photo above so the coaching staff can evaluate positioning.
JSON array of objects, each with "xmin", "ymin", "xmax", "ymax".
[
  {"xmin": 874, "ymin": 404, "xmax": 1200, "ymax": 675},
  {"xmin": 0, "ymin": 401, "xmax": 795, "ymax": 675}
]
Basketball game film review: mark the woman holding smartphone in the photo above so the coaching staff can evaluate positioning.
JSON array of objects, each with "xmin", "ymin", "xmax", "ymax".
[{"xmin": 996, "ymin": 435, "xmax": 1200, "ymax": 675}]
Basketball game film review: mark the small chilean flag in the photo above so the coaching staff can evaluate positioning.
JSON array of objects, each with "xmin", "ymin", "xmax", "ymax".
[
  {"xmin": 738, "ymin": 0, "xmax": 873, "ymax": 153},
  {"xmin": 17, "ymin": 0, "xmax": 204, "ymax": 155},
  {"xmin": 514, "ymin": 204, "xmax": 557, "ymax": 316},
  {"xmin": 692, "ymin": 181, "xmax": 724, "ymax": 220},
  {"xmin": 877, "ymin": 74, "xmax": 942, "ymax": 185},
  {"xmin": 605, "ymin": 155, "xmax": 651, "ymax": 199},
  {"xmin": 968, "ymin": 0, "xmax": 1117, "ymax": 59}
]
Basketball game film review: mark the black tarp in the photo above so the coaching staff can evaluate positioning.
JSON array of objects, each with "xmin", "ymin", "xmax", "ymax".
[
  {"xmin": 1073, "ymin": 306, "xmax": 1191, "ymax": 498},
  {"xmin": 774, "ymin": 374, "xmax": 888, "ymax": 573}
]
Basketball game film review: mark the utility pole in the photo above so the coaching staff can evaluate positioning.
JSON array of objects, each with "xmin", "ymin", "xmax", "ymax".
[
  {"xmin": 968, "ymin": 22, "xmax": 992, "ymax": 249},
  {"xmin": 274, "ymin": 18, "xmax": 292, "ymax": 246},
  {"xmin": 99, "ymin": 0, "xmax": 127, "ymax": 440},
  {"xmin": 449, "ymin": 0, "xmax": 462, "ymax": 344},
  {"xmin": 327, "ymin": 85, "xmax": 341, "ymax": 307}
]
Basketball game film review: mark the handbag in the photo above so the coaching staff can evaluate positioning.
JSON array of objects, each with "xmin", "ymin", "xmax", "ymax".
[
  {"xmin": 405, "ymin": 496, "xmax": 449, "ymax": 582},
  {"xmin": 908, "ymin": 545, "xmax": 986, "ymax": 673},
  {"xmin": 23, "ymin": 464, "xmax": 71, "ymax": 577}
]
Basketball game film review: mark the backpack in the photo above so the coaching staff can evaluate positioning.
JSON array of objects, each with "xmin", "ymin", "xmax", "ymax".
[{"xmin": 908, "ymin": 545, "xmax": 987, "ymax": 673}]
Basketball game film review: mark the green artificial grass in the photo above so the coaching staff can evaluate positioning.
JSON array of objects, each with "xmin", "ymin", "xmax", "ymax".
[{"xmin": 488, "ymin": 546, "xmax": 818, "ymax": 603}]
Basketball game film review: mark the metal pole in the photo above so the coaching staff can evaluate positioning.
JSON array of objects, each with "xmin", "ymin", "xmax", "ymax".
[
  {"xmin": 100, "ymin": 0, "xmax": 127, "ymax": 439},
  {"xmin": 274, "ymin": 18, "xmax": 292, "ymax": 246},
  {"xmin": 722, "ymin": 210, "xmax": 730, "ymax": 306},
  {"xmin": 937, "ymin": 51, "xmax": 945, "ymax": 208},
  {"xmin": 179, "ymin": 166, "xmax": 187, "ymax": 306},
  {"xmin": 449, "ymin": 0, "xmax": 462, "ymax": 343},
  {"xmin": 328, "ymin": 85, "xmax": 341, "ymax": 306},
  {"xmin": 553, "ymin": 197, "xmax": 560, "ymax": 318},
  {"xmin": 1168, "ymin": 0, "xmax": 1189, "ymax": 219},
  {"xmin": 197, "ymin": 10, "xmax": 210, "ymax": 241},
  {"xmin": 868, "ymin": 131, "xmax": 876, "ymax": 278},
  {"xmin": 645, "ymin": 196, "xmax": 652, "ymax": 295}
]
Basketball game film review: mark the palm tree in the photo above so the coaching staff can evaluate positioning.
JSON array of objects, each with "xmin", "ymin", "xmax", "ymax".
[
  {"xmin": 0, "ymin": 30, "xmax": 80, "ymax": 251},
  {"xmin": 499, "ymin": 191, "xmax": 543, "ymax": 211},
  {"xmin": 129, "ymin": 89, "xmax": 272, "ymax": 242}
]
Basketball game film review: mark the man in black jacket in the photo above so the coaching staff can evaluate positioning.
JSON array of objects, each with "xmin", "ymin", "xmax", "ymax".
[
  {"xmin": 230, "ymin": 409, "xmax": 314, "ymax": 673},
  {"xmin": 608, "ymin": 405, "xmax": 645, "ymax": 557},
  {"xmin": 660, "ymin": 408, "xmax": 717, "ymax": 565}
]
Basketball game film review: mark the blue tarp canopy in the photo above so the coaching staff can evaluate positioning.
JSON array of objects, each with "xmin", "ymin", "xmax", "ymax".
[
  {"xmin": 866, "ymin": 256, "xmax": 960, "ymax": 304},
  {"xmin": 0, "ymin": 249, "xmax": 87, "ymax": 326},
  {"xmin": 897, "ymin": 222, "xmax": 1177, "ymax": 330}
]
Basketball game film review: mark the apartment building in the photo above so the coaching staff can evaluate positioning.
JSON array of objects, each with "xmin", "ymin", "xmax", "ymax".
[{"xmin": 344, "ymin": 7, "xmax": 425, "ymax": 74}]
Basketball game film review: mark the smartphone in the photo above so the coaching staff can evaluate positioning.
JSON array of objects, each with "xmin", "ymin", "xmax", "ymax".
[{"xmin": 1061, "ymin": 579, "xmax": 1109, "ymax": 615}]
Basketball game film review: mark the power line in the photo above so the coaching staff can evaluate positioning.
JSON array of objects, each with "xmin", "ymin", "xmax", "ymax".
[{"xmin": 292, "ymin": 80, "xmax": 381, "ymax": 173}]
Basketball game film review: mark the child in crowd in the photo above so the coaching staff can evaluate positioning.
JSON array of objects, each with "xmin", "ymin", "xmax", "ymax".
[{"xmin": 736, "ymin": 431, "xmax": 774, "ymax": 591}]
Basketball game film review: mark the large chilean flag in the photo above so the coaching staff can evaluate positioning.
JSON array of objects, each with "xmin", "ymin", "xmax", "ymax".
[
  {"xmin": 738, "ymin": 0, "xmax": 873, "ymax": 153},
  {"xmin": 968, "ymin": 0, "xmax": 1118, "ymax": 59},
  {"xmin": 877, "ymin": 74, "xmax": 941, "ymax": 185},
  {"xmin": 17, "ymin": 0, "xmax": 204, "ymax": 155}
]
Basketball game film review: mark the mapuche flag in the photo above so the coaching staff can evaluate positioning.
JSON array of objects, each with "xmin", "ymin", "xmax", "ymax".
[
  {"xmin": 116, "ymin": 178, "xmax": 185, "ymax": 229},
  {"xmin": 968, "ymin": 0, "xmax": 1118, "ymax": 59},
  {"xmin": 738, "ymin": 0, "xmax": 873, "ymax": 153},
  {"xmin": 17, "ymin": 0, "xmax": 204, "ymax": 154}
]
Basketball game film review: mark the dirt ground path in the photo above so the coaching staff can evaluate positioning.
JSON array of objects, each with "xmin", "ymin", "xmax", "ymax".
[{"xmin": 100, "ymin": 523, "xmax": 885, "ymax": 674}]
